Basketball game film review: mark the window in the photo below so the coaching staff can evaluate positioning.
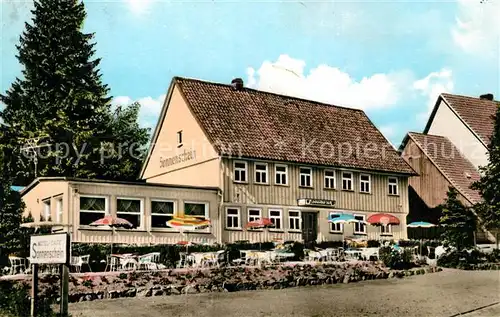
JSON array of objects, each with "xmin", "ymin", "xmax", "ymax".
[
  {"xmin": 329, "ymin": 213, "xmax": 343, "ymax": 233},
  {"xmin": 269, "ymin": 209, "xmax": 282, "ymax": 230},
  {"xmin": 342, "ymin": 172, "xmax": 353, "ymax": 191},
  {"xmin": 381, "ymin": 224, "xmax": 392, "ymax": 235},
  {"xmin": 254, "ymin": 163, "xmax": 268, "ymax": 184},
  {"xmin": 248, "ymin": 208, "xmax": 262, "ymax": 223},
  {"xmin": 354, "ymin": 214, "xmax": 366, "ymax": 234},
  {"xmin": 233, "ymin": 161, "xmax": 247, "ymax": 183},
  {"xmin": 151, "ymin": 200, "xmax": 175, "ymax": 229},
  {"xmin": 56, "ymin": 198, "xmax": 63, "ymax": 223},
  {"xmin": 42, "ymin": 200, "xmax": 51, "ymax": 222},
  {"xmin": 388, "ymin": 177, "xmax": 399, "ymax": 195},
  {"xmin": 184, "ymin": 201, "xmax": 209, "ymax": 220},
  {"xmin": 299, "ymin": 167, "xmax": 312, "ymax": 187},
  {"xmin": 288, "ymin": 210, "xmax": 301, "ymax": 231},
  {"xmin": 177, "ymin": 131, "xmax": 183, "ymax": 147},
  {"xmin": 79, "ymin": 196, "xmax": 107, "ymax": 226},
  {"xmin": 324, "ymin": 170, "xmax": 336, "ymax": 189},
  {"xmin": 117, "ymin": 198, "xmax": 143, "ymax": 229},
  {"xmin": 275, "ymin": 164, "xmax": 288, "ymax": 185},
  {"xmin": 226, "ymin": 207, "xmax": 240, "ymax": 229},
  {"xmin": 360, "ymin": 174, "xmax": 371, "ymax": 193}
]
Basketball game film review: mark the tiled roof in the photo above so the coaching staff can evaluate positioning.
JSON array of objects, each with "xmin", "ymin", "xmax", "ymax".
[
  {"xmin": 441, "ymin": 93, "xmax": 498, "ymax": 145},
  {"xmin": 407, "ymin": 132, "xmax": 481, "ymax": 203},
  {"xmin": 175, "ymin": 77, "xmax": 415, "ymax": 175}
]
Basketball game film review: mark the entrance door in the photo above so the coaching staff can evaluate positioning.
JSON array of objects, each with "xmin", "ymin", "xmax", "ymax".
[{"xmin": 302, "ymin": 212, "xmax": 318, "ymax": 248}]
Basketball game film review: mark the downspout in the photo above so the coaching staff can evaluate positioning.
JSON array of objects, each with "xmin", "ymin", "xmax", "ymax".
[{"xmin": 218, "ymin": 157, "xmax": 224, "ymax": 245}]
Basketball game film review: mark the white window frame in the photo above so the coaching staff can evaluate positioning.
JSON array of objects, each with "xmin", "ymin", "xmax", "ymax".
[
  {"xmin": 226, "ymin": 207, "xmax": 241, "ymax": 229},
  {"xmin": 56, "ymin": 197, "xmax": 63, "ymax": 223},
  {"xmin": 247, "ymin": 208, "xmax": 262, "ymax": 223},
  {"xmin": 275, "ymin": 164, "xmax": 288, "ymax": 186},
  {"xmin": 381, "ymin": 224, "xmax": 393, "ymax": 235},
  {"xmin": 329, "ymin": 212, "xmax": 343, "ymax": 233},
  {"xmin": 388, "ymin": 177, "xmax": 399, "ymax": 196},
  {"xmin": 151, "ymin": 199, "xmax": 176, "ymax": 229},
  {"xmin": 116, "ymin": 197, "xmax": 144, "ymax": 230},
  {"xmin": 233, "ymin": 161, "xmax": 248, "ymax": 183},
  {"xmin": 360, "ymin": 174, "xmax": 371, "ymax": 193},
  {"xmin": 324, "ymin": 170, "xmax": 336, "ymax": 189},
  {"xmin": 254, "ymin": 162, "xmax": 269, "ymax": 184},
  {"xmin": 299, "ymin": 167, "xmax": 312, "ymax": 188},
  {"xmin": 288, "ymin": 210, "xmax": 301, "ymax": 231},
  {"xmin": 184, "ymin": 201, "xmax": 210, "ymax": 220},
  {"xmin": 354, "ymin": 214, "xmax": 367, "ymax": 235},
  {"xmin": 79, "ymin": 195, "xmax": 109, "ymax": 226},
  {"xmin": 342, "ymin": 171, "xmax": 353, "ymax": 191},
  {"xmin": 269, "ymin": 208, "xmax": 283, "ymax": 231},
  {"xmin": 42, "ymin": 199, "xmax": 51, "ymax": 221}
]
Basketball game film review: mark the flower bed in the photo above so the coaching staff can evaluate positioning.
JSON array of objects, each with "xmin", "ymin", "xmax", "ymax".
[{"xmin": 3, "ymin": 263, "xmax": 442, "ymax": 304}]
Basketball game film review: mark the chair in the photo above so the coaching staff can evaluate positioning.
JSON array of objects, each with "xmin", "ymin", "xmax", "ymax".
[
  {"xmin": 71, "ymin": 255, "xmax": 92, "ymax": 273},
  {"xmin": 177, "ymin": 253, "xmax": 188, "ymax": 268},
  {"xmin": 138, "ymin": 252, "xmax": 161, "ymax": 270},
  {"xmin": 105, "ymin": 255, "xmax": 120, "ymax": 272},
  {"xmin": 232, "ymin": 250, "xmax": 248, "ymax": 266},
  {"xmin": 7, "ymin": 257, "xmax": 27, "ymax": 275}
]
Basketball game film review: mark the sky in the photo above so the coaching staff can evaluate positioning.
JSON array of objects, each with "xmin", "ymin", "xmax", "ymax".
[{"xmin": 1, "ymin": 0, "xmax": 499, "ymax": 147}]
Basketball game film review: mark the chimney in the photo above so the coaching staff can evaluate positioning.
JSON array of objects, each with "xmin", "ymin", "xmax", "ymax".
[
  {"xmin": 480, "ymin": 93, "xmax": 494, "ymax": 101},
  {"xmin": 231, "ymin": 78, "xmax": 244, "ymax": 91}
]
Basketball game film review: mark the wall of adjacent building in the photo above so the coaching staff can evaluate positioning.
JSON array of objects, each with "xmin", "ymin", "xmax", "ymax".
[
  {"xmin": 22, "ymin": 180, "xmax": 70, "ymax": 223},
  {"xmin": 427, "ymin": 100, "xmax": 488, "ymax": 169},
  {"xmin": 141, "ymin": 85, "xmax": 220, "ymax": 187},
  {"xmin": 402, "ymin": 138, "xmax": 472, "ymax": 208}
]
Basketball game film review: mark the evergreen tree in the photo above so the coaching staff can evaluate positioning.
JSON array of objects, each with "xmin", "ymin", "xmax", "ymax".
[
  {"xmin": 0, "ymin": 127, "xmax": 26, "ymax": 266},
  {"xmin": 0, "ymin": 0, "xmax": 149, "ymax": 185},
  {"xmin": 472, "ymin": 102, "xmax": 500, "ymax": 247},
  {"xmin": 439, "ymin": 187, "xmax": 477, "ymax": 250}
]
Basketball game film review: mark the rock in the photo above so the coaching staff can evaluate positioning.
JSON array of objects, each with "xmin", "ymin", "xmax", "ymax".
[
  {"xmin": 183, "ymin": 285, "xmax": 199, "ymax": 294},
  {"xmin": 343, "ymin": 274, "xmax": 350, "ymax": 284},
  {"xmin": 126, "ymin": 288, "xmax": 137, "ymax": 297},
  {"xmin": 85, "ymin": 294, "xmax": 93, "ymax": 301},
  {"xmin": 169, "ymin": 286, "xmax": 181, "ymax": 295}
]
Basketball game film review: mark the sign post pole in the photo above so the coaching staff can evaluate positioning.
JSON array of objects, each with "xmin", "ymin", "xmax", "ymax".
[
  {"xmin": 60, "ymin": 264, "xmax": 69, "ymax": 316},
  {"xmin": 30, "ymin": 263, "xmax": 38, "ymax": 317}
]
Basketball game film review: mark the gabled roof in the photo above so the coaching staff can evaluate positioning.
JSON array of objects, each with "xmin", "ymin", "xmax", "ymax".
[
  {"xmin": 424, "ymin": 93, "xmax": 498, "ymax": 146},
  {"xmin": 144, "ymin": 77, "xmax": 416, "ymax": 175},
  {"xmin": 403, "ymin": 132, "xmax": 481, "ymax": 204}
]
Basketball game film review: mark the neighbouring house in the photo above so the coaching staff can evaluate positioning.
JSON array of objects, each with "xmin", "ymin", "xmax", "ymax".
[
  {"xmin": 399, "ymin": 93, "xmax": 499, "ymax": 242},
  {"xmin": 20, "ymin": 76, "xmax": 416, "ymax": 246}
]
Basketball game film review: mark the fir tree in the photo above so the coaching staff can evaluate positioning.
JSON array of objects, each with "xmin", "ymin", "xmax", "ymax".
[
  {"xmin": 472, "ymin": 102, "xmax": 500, "ymax": 247},
  {"xmin": 439, "ymin": 187, "xmax": 477, "ymax": 250},
  {"xmin": 0, "ymin": 0, "xmax": 149, "ymax": 185}
]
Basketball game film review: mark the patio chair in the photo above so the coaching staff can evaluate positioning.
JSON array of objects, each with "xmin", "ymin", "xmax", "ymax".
[
  {"xmin": 105, "ymin": 255, "xmax": 120, "ymax": 272},
  {"xmin": 177, "ymin": 252, "xmax": 188, "ymax": 268},
  {"xmin": 71, "ymin": 255, "xmax": 92, "ymax": 273},
  {"xmin": 138, "ymin": 252, "xmax": 161, "ymax": 270},
  {"xmin": 232, "ymin": 250, "xmax": 247, "ymax": 266},
  {"xmin": 7, "ymin": 257, "xmax": 27, "ymax": 275}
]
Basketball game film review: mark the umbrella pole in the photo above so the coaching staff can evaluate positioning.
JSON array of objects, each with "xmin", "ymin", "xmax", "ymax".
[{"xmin": 111, "ymin": 227, "xmax": 114, "ymax": 256}]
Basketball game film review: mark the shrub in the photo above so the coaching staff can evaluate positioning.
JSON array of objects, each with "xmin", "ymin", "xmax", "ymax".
[
  {"xmin": 486, "ymin": 249, "xmax": 500, "ymax": 263},
  {"xmin": 0, "ymin": 281, "xmax": 57, "ymax": 317},
  {"xmin": 379, "ymin": 246, "xmax": 414, "ymax": 270},
  {"xmin": 437, "ymin": 249, "xmax": 486, "ymax": 269}
]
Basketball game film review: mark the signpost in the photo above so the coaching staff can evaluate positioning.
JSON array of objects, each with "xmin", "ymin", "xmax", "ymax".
[{"xmin": 30, "ymin": 233, "xmax": 70, "ymax": 317}]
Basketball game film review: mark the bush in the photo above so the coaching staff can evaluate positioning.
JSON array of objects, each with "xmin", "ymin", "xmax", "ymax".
[
  {"xmin": 0, "ymin": 281, "xmax": 57, "ymax": 317},
  {"xmin": 316, "ymin": 241, "xmax": 343, "ymax": 249},
  {"xmin": 437, "ymin": 249, "xmax": 486, "ymax": 269},
  {"xmin": 486, "ymin": 248, "xmax": 500, "ymax": 263},
  {"xmin": 367, "ymin": 240, "xmax": 380, "ymax": 248},
  {"xmin": 379, "ymin": 246, "xmax": 414, "ymax": 270}
]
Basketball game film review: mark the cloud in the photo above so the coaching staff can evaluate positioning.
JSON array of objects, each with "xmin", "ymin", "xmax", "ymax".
[
  {"xmin": 413, "ymin": 68, "xmax": 454, "ymax": 119},
  {"xmin": 452, "ymin": 0, "xmax": 500, "ymax": 59},
  {"xmin": 126, "ymin": 0, "xmax": 153, "ymax": 15},
  {"xmin": 112, "ymin": 94, "xmax": 166, "ymax": 130},
  {"xmin": 246, "ymin": 54, "xmax": 412, "ymax": 110}
]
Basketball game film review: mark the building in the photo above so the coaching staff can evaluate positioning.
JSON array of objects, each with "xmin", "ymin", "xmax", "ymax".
[
  {"xmin": 20, "ymin": 77, "xmax": 416, "ymax": 245},
  {"xmin": 399, "ymin": 93, "xmax": 498, "ymax": 242}
]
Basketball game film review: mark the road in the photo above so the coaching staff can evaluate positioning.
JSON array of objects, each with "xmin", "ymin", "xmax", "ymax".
[{"xmin": 70, "ymin": 269, "xmax": 500, "ymax": 317}]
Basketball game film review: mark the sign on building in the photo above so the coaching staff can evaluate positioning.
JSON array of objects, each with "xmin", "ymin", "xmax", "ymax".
[
  {"xmin": 30, "ymin": 233, "xmax": 70, "ymax": 265},
  {"xmin": 297, "ymin": 198, "xmax": 336, "ymax": 208}
]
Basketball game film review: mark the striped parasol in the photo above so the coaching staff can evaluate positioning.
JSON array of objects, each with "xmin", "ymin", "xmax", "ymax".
[{"xmin": 90, "ymin": 215, "xmax": 133, "ymax": 228}]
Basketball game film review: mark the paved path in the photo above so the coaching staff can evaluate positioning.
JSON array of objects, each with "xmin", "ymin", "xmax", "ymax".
[{"xmin": 70, "ymin": 269, "xmax": 500, "ymax": 317}]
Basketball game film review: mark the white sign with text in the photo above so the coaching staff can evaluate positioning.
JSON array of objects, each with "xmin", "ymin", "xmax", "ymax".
[{"xmin": 30, "ymin": 233, "xmax": 69, "ymax": 264}]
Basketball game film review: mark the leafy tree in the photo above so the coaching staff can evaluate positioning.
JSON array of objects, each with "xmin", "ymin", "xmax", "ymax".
[
  {"xmin": 472, "ymin": 102, "xmax": 500, "ymax": 248},
  {"xmin": 439, "ymin": 187, "xmax": 477, "ymax": 250},
  {"xmin": 0, "ymin": 0, "xmax": 149, "ymax": 185}
]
